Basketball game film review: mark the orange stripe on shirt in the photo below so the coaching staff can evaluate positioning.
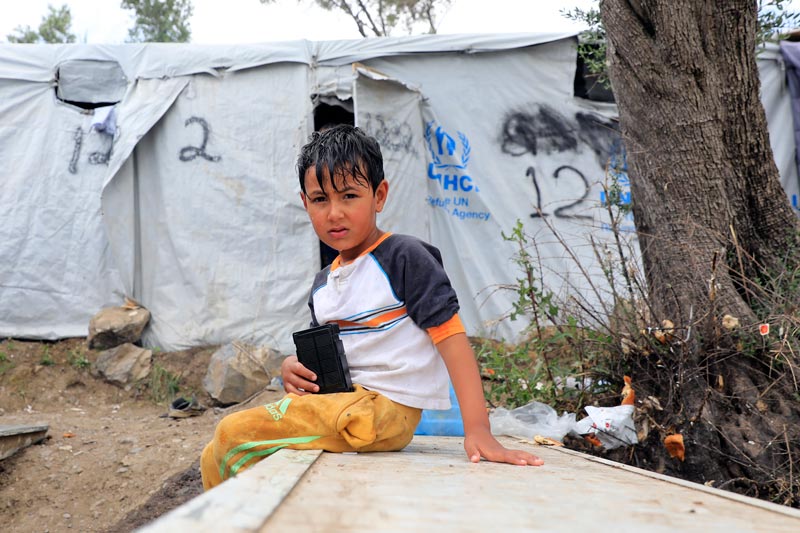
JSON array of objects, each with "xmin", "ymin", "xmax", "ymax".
[
  {"xmin": 427, "ymin": 314, "xmax": 465, "ymax": 345},
  {"xmin": 333, "ymin": 306, "xmax": 408, "ymax": 329}
]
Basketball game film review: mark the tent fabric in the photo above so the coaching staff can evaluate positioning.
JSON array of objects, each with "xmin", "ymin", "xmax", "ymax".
[
  {"xmin": 0, "ymin": 32, "xmax": 574, "ymax": 82},
  {"xmin": 778, "ymin": 41, "xmax": 800, "ymax": 210},
  {"xmin": 1, "ymin": 34, "xmax": 798, "ymax": 353},
  {"xmin": 0, "ymin": 79, "xmax": 124, "ymax": 338},
  {"xmin": 356, "ymin": 39, "xmax": 620, "ymax": 336}
]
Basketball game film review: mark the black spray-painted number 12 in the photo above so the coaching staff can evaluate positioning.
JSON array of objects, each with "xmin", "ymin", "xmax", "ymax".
[{"xmin": 526, "ymin": 165, "xmax": 591, "ymax": 219}]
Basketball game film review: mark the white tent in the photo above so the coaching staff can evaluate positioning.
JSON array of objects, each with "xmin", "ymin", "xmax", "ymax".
[{"xmin": 1, "ymin": 34, "xmax": 797, "ymax": 353}]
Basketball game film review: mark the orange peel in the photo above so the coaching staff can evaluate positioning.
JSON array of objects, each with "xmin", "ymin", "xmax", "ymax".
[
  {"xmin": 664, "ymin": 434, "xmax": 685, "ymax": 461},
  {"xmin": 621, "ymin": 375, "xmax": 635, "ymax": 405},
  {"xmin": 584, "ymin": 434, "xmax": 603, "ymax": 447}
]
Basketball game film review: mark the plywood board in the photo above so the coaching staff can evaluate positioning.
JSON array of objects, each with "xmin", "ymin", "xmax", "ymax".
[
  {"xmin": 140, "ymin": 436, "xmax": 800, "ymax": 532},
  {"xmin": 264, "ymin": 437, "xmax": 800, "ymax": 532}
]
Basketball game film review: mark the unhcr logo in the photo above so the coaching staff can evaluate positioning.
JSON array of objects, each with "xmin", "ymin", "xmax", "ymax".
[
  {"xmin": 264, "ymin": 397, "xmax": 291, "ymax": 421},
  {"xmin": 425, "ymin": 121, "xmax": 478, "ymax": 193}
]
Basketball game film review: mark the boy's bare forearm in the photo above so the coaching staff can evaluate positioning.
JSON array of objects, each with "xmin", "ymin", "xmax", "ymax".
[
  {"xmin": 438, "ymin": 332, "xmax": 544, "ymax": 466},
  {"xmin": 436, "ymin": 333, "xmax": 490, "ymax": 433}
]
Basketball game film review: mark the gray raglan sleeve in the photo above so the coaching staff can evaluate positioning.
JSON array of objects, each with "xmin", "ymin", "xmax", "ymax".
[
  {"xmin": 372, "ymin": 235, "xmax": 460, "ymax": 330},
  {"xmin": 307, "ymin": 267, "xmax": 330, "ymax": 327}
]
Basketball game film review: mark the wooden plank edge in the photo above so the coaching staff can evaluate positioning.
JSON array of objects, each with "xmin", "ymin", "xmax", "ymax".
[
  {"xmin": 0, "ymin": 425, "xmax": 49, "ymax": 461},
  {"xmin": 0, "ymin": 424, "xmax": 50, "ymax": 437},
  {"xmin": 136, "ymin": 448, "xmax": 323, "ymax": 533},
  {"xmin": 534, "ymin": 440, "xmax": 800, "ymax": 520}
]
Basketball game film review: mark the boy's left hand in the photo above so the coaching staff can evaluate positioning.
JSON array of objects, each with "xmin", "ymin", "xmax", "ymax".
[{"xmin": 464, "ymin": 427, "xmax": 544, "ymax": 466}]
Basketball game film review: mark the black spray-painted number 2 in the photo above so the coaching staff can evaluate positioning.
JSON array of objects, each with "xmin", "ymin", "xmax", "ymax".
[
  {"xmin": 179, "ymin": 117, "xmax": 221, "ymax": 162},
  {"xmin": 526, "ymin": 165, "xmax": 591, "ymax": 219}
]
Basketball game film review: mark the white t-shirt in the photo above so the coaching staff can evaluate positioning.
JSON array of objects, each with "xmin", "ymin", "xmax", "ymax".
[{"xmin": 308, "ymin": 233, "xmax": 460, "ymax": 410}]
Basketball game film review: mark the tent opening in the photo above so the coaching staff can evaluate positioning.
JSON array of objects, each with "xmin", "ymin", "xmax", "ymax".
[
  {"xmin": 573, "ymin": 44, "xmax": 614, "ymax": 103},
  {"xmin": 55, "ymin": 59, "xmax": 127, "ymax": 109}
]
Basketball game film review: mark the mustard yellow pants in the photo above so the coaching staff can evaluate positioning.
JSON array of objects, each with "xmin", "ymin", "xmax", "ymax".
[{"xmin": 200, "ymin": 385, "xmax": 421, "ymax": 490}]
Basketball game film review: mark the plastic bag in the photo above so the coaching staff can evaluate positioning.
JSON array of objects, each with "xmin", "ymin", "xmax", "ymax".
[
  {"xmin": 489, "ymin": 401, "xmax": 576, "ymax": 442},
  {"xmin": 490, "ymin": 401, "xmax": 638, "ymax": 450},
  {"xmin": 574, "ymin": 404, "xmax": 637, "ymax": 450}
]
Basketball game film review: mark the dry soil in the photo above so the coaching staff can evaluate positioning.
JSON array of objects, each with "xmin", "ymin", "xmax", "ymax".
[{"xmin": 0, "ymin": 337, "xmax": 283, "ymax": 532}]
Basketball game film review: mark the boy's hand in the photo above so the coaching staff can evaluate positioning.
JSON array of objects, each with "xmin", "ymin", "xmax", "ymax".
[
  {"xmin": 435, "ymin": 332, "xmax": 544, "ymax": 467},
  {"xmin": 281, "ymin": 355, "xmax": 319, "ymax": 395},
  {"xmin": 464, "ymin": 427, "xmax": 544, "ymax": 466}
]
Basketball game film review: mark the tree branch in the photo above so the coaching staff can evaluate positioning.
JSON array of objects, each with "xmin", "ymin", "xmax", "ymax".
[
  {"xmin": 331, "ymin": 0, "xmax": 367, "ymax": 37},
  {"xmin": 355, "ymin": 0, "xmax": 384, "ymax": 36}
]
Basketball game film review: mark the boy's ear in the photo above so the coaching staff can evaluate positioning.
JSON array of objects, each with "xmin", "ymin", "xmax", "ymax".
[
  {"xmin": 300, "ymin": 192, "xmax": 308, "ymax": 210},
  {"xmin": 375, "ymin": 180, "xmax": 389, "ymax": 213}
]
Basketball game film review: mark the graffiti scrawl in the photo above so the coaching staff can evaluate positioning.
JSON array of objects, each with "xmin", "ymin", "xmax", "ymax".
[
  {"xmin": 500, "ymin": 104, "xmax": 630, "ymax": 223},
  {"xmin": 179, "ymin": 117, "xmax": 222, "ymax": 163},
  {"xmin": 363, "ymin": 113, "xmax": 417, "ymax": 155}
]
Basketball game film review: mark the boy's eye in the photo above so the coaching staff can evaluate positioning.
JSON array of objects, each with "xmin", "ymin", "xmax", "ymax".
[
  {"xmin": 310, "ymin": 196, "xmax": 327, "ymax": 203},
  {"xmin": 343, "ymin": 193, "xmax": 359, "ymax": 199}
]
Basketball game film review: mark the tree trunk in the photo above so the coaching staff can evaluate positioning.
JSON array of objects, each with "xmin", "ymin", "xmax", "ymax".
[{"xmin": 601, "ymin": 0, "xmax": 800, "ymax": 504}]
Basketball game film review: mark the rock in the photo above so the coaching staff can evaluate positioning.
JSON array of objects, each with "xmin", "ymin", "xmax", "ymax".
[
  {"xmin": 91, "ymin": 344, "xmax": 152, "ymax": 386},
  {"xmin": 203, "ymin": 342, "xmax": 284, "ymax": 405},
  {"xmin": 88, "ymin": 306, "xmax": 151, "ymax": 350}
]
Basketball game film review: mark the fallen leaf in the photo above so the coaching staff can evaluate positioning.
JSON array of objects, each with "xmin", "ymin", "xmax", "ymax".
[
  {"xmin": 122, "ymin": 297, "xmax": 141, "ymax": 310},
  {"xmin": 637, "ymin": 417, "xmax": 650, "ymax": 443},
  {"xmin": 620, "ymin": 336, "xmax": 636, "ymax": 355},
  {"xmin": 643, "ymin": 396, "xmax": 663, "ymax": 411},
  {"xmin": 533, "ymin": 435, "xmax": 563, "ymax": 447},
  {"xmin": 661, "ymin": 319, "xmax": 675, "ymax": 341},
  {"xmin": 665, "ymin": 434, "xmax": 685, "ymax": 461},
  {"xmin": 63, "ymin": 432, "xmax": 76, "ymax": 438}
]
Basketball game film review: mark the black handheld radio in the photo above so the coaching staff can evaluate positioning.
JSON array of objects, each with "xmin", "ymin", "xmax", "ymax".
[{"xmin": 292, "ymin": 323, "xmax": 353, "ymax": 394}]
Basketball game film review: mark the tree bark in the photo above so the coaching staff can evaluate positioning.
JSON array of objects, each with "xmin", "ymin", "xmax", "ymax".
[{"xmin": 601, "ymin": 0, "xmax": 800, "ymax": 503}]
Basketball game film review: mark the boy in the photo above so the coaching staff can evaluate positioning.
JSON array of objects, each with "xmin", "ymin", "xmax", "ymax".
[{"xmin": 200, "ymin": 125, "xmax": 542, "ymax": 490}]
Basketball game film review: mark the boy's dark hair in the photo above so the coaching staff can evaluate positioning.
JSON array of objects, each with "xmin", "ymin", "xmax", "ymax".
[{"xmin": 297, "ymin": 125, "xmax": 384, "ymax": 194}]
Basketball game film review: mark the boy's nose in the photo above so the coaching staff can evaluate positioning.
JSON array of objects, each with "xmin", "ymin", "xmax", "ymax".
[{"xmin": 327, "ymin": 200, "xmax": 344, "ymax": 220}]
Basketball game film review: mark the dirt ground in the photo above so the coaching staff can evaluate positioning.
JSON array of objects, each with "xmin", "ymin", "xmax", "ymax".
[{"xmin": 0, "ymin": 337, "xmax": 283, "ymax": 533}]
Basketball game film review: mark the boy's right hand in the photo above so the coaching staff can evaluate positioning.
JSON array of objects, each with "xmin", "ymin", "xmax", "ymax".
[{"xmin": 281, "ymin": 355, "xmax": 319, "ymax": 395}]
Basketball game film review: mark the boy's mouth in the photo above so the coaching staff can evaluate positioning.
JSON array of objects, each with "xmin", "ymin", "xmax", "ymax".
[{"xmin": 329, "ymin": 227, "xmax": 348, "ymax": 239}]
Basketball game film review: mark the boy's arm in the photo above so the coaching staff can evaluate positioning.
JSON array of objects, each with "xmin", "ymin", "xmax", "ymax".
[{"xmin": 437, "ymin": 332, "xmax": 544, "ymax": 466}]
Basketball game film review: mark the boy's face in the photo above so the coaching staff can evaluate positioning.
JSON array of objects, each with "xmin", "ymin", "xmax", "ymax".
[{"xmin": 301, "ymin": 165, "xmax": 389, "ymax": 264}]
